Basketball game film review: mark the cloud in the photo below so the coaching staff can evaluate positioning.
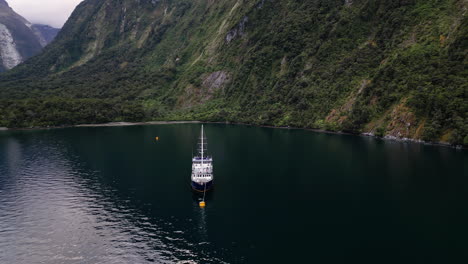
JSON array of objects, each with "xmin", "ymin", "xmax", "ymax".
[{"xmin": 7, "ymin": 0, "xmax": 83, "ymax": 28}]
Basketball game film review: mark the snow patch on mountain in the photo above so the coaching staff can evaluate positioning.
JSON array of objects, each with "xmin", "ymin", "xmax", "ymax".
[{"xmin": 0, "ymin": 23, "xmax": 22, "ymax": 69}]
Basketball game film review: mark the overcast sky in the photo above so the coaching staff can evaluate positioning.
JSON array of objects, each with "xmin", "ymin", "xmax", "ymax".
[{"xmin": 8, "ymin": 0, "xmax": 83, "ymax": 28}]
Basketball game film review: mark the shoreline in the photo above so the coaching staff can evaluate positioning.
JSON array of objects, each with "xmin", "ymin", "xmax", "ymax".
[
  {"xmin": 0, "ymin": 121, "xmax": 201, "ymax": 131},
  {"xmin": 0, "ymin": 121, "xmax": 465, "ymax": 150},
  {"xmin": 75, "ymin": 121, "xmax": 202, "ymax": 127},
  {"xmin": 251, "ymin": 124, "xmax": 465, "ymax": 150}
]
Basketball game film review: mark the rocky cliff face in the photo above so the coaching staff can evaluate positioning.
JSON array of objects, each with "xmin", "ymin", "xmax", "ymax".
[
  {"xmin": 0, "ymin": 22, "xmax": 22, "ymax": 70},
  {"xmin": 0, "ymin": 0, "xmax": 59, "ymax": 71},
  {"xmin": 0, "ymin": 0, "xmax": 466, "ymax": 145}
]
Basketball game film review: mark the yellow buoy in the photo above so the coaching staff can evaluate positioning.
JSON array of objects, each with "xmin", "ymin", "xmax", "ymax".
[
  {"xmin": 199, "ymin": 201, "xmax": 206, "ymax": 207},
  {"xmin": 155, "ymin": 137, "xmax": 159, "ymax": 141}
]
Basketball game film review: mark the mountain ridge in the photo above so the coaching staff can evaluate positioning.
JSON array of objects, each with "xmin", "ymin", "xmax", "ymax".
[{"xmin": 0, "ymin": 0, "xmax": 466, "ymax": 145}]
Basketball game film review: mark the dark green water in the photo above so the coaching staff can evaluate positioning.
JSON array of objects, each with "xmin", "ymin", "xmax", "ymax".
[{"xmin": 0, "ymin": 124, "xmax": 466, "ymax": 263}]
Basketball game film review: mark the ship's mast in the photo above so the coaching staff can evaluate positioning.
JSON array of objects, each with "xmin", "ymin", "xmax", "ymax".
[{"xmin": 201, "ymin": 125, "xmax": 204, "ymax": 166}]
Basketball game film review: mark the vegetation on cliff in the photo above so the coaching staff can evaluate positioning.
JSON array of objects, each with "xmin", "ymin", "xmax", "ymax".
[{"xmin": 0, "ymin": 0, "xmax": 466, "ymax": 145}]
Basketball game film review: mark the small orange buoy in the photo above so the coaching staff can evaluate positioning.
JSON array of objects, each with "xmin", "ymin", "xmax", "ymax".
[
  {"xmin": 199, "ymin": 201, "xmax": 206, "ymax": 207},
  {"xmin": 155, "ymin": 137, "xmax": 159, "ymax": 141}
]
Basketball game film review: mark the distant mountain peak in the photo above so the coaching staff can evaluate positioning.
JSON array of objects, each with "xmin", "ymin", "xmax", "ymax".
[{"xmin": 32, "ymin": 24, "xmax": 60, "ymax": 46}]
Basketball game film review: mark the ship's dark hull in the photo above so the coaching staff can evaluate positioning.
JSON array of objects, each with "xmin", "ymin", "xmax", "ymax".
[{"xmin": 191, "ymin": 180, "xmax": 213, "ymax": 192}]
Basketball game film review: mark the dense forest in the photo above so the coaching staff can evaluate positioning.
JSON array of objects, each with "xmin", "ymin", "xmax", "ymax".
[{"xmin": 0, "ymin": 0, "xmax": 466, "ymax": 145}]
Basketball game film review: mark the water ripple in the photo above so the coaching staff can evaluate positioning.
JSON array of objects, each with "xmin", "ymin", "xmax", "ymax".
[
  {"xmin": 0, "ymin": 137, "xmax": 223, "ymax": 264},
  {"xmin": 3, "ymin": 125, "xmax": 461, "ymax": 263}
]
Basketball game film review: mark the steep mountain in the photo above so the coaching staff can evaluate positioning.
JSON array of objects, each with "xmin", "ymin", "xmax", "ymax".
[
  {"xmin": 0, "ymin": 0, "xmax": 51, "ymax": 71},
  {"xmin": 0, "ymin": 0, "xmax": 43, "ymax": 71},
  {"xmin": 0, "ymin": 0, "xmax": 466, "ymax": 145}
]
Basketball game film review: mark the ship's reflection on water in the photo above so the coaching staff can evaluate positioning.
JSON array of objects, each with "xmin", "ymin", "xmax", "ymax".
[{"xmin": 191, "ymin": 190, "xmax": 214, "ymax": 240}]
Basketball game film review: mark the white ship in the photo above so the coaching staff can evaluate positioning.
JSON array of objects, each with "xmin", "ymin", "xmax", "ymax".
[{"xmin": 191, "ymin": 125, "xmax": 213, "ymax": 192}]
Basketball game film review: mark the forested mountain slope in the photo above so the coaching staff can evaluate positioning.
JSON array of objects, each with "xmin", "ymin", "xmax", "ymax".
[{"xmin": 0, "ymin": 0, "xmax": 466, "ymax": 145}]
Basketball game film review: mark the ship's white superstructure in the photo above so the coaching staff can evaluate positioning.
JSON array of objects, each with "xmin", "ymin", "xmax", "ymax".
[{"xmin": 191, "ymin": 125, "xmax": 213, "ymax": 192}]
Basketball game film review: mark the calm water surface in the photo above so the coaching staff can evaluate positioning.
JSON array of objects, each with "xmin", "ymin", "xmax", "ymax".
[{"xmin": 0, "ymin": 124, "xmax": 466, "ymax": 263}]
